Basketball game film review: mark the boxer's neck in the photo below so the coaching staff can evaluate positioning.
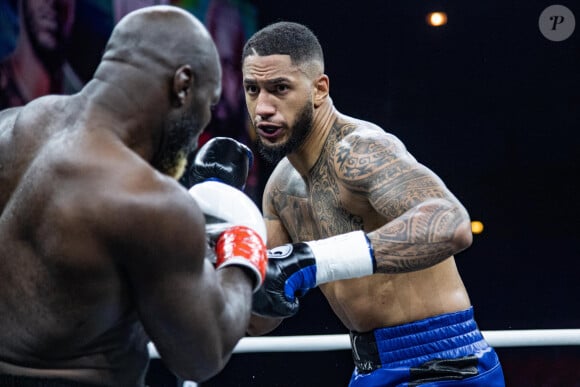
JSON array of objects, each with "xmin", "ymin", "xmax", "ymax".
[{"xmin": 287, "ymin": 97, "xmax": 337, "ymax": 176}]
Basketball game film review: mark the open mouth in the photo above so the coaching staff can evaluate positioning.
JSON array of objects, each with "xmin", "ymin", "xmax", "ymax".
[{"xmin": 257, "ymin": 124, "xmax": 283, "ymax": 140}]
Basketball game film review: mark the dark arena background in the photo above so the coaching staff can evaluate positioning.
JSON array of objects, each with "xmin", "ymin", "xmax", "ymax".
[{"xmin": 1, "ymin": 0, "xmax": 578, "ymax": 386}]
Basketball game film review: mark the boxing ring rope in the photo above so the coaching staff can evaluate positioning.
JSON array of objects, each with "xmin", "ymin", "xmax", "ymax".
[{"xmin": 147, "ymin": 329, "xmax": 580, "ymax": 358}]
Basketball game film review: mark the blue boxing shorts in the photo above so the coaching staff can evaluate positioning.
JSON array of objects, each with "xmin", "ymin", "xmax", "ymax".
[{"xmin": 348, "ymin": 307, "xmax": 505, "ymax": 386}]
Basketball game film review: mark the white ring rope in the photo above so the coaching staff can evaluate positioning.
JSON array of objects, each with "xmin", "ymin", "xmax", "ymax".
[{"xmin": 147, "ymin": 329, "xmax": 580, "ymax": 358}]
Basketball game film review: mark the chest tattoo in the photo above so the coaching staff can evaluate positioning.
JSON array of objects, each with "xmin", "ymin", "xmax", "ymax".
[{"xmin": 273, "ymin": 122, "xmax": 367, "ymax": 241}]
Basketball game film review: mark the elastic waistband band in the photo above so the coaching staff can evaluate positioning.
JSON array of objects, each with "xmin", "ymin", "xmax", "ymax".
[{"xmin": 350, "ymin": 307, "xmax": 489, "ymax": 372}]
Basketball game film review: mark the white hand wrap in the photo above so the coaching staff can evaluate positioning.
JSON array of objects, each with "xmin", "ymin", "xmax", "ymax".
[{"xmin": 306, "ymin": 230, "xmax": 375, "ymax": 285}]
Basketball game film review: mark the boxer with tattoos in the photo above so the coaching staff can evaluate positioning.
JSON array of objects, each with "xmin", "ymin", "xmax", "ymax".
[{"xmin": 242, "ymin": 22, "xmax": 504, "ymax": 386}]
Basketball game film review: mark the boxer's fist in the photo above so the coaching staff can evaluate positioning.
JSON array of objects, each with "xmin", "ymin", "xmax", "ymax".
[
  {"xmin": 251, "ymin": 247, "xmax": 302, "ymax": 317},
  {"xmin": 189, "ymin": 181, "xmax": 267, "ymax": 244},
  {"xmin": 252, "ymin": 231, "xmax": 375, "ymax": 317},
  {"xmin": 187, "ymin": 137, "xmax": 253, "ymax": 190},
  {"xmin": 189, "ymin": 181, "xmax": 267, "ymax": 291}
]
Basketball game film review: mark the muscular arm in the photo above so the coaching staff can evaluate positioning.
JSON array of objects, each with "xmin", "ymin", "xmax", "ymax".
[
  {"xmin": 111, "ymin": 177, "xmax": 254, "ymax": 382},
  {"xmin": 336, "ymin": 129, "xmax": 473, "ymax": 273},
  {"xmin": 249, "ymin": 124, "xmax": 472, "ymax": 334},
  {"xmin": 247, "ymin": 175, "xmax": 291, "ymax": 336}
]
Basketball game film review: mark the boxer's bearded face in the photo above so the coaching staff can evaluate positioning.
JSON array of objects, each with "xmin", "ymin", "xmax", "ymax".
[
  {"xmin": 243, "ymin": 54, "xmax": 317, "ymax": 164},
  {"xmin": 154, "ymin": 112, "xmax": 200, "ymax": 180},
  {"xmin": 256, "ymin": 98, "xmax": 313, "ymax": 165}
]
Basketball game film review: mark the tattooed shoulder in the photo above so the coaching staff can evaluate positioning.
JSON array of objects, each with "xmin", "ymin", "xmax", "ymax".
[{"xmin": 332, "ymin": 121, "xmax": 408, "ymax": 187}]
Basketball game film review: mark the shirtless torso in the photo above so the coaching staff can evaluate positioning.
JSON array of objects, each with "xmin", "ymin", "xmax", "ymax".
[
  {"xmin": 0, "ymin": 6, "xmax": 262, "ymax": 386},
  {"xmin": 243, "ymin": 20, "xmax": 505, "ymax": 387},
  {"xmin": 262, "ymin": 113, "xmax": 471, "ymax": 333},
  {"xmin": 0, "ymin": 97, "xmax": 155, "ymax": 384}
]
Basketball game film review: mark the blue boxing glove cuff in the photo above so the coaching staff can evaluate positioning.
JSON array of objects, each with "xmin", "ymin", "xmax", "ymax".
[{"xmin": 267, "ymin": 243, "xmax": 317, "ymax": 302}]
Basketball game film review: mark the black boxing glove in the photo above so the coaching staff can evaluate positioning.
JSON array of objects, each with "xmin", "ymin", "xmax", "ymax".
[
  {"xmin": 252, "ymin": 231, "xmax": 376, "ymax": 318},
  {"xmin": 186, "ymin": 137, "xmax": 253, "ymax": 190}
]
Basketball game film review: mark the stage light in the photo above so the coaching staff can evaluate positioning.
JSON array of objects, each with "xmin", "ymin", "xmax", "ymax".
[
  {"xmin": 471, "ymin": 220, "xmax": 484, "ymax": 235},
  {"xmin": 427, "ymin": 12, "xmax": 448, "ymax": 27}
]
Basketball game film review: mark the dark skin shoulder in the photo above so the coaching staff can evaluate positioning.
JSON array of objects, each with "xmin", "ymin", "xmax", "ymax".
[
  {"xmin": 0, "ymin": 97, "xmax": 252, "ymax": 384},
  {"xmin": 0, "ymin": 100, "xmax": 152, "ymax": 384},
  {"xmin": 2, "ymin": 5, "xmax": 250, "ymax": 385}
]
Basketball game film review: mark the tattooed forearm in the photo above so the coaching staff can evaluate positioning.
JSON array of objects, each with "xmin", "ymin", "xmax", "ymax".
[
  {"xmin": 371, "ymin": 172, "xmax": 449, "ymax": 220},
  {"xmin": 368, "ymin": 199, "xmax": 470, "ymax": 274}
]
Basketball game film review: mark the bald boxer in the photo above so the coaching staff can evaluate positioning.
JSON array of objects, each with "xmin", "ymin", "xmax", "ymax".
[
  {"xmin": 0, "ymin": 6, "xmax": 267, "ymax": 386},
  {"xmin": 243, "ymin": 22, "xmax": 505, "ymax": 386}
]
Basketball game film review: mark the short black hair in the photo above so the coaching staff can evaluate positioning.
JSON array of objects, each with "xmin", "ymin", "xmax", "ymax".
[{"xmin": 242, "ymin": 21, "xmax": 324, "ymax": 68}]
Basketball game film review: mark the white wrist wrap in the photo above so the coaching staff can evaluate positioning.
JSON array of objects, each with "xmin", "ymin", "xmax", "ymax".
[{"xmin": 306, "ymin": 230, "xmax": 375, "ymax": 286}]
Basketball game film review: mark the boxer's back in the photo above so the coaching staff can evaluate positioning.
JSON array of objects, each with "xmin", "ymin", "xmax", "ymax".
[{"xmin": 0, "ymin": 96, "xmax": 149, "ymax": 384}]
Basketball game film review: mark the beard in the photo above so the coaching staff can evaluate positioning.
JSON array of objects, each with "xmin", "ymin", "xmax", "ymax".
[
  {"xmin": 154, "ymin": 112, "xmax": 201, "ymax": 180},
  {"xmin": 256, "ymin": 100, "xmax": 314, "ymax": 165}
]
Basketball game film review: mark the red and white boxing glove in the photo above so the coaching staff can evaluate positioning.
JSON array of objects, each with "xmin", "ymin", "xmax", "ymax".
[
  {"xmin": 189, "ymin": 181, "xmax": 267, "ymax": 292},
  {"xmin": 215, "ymin": 225, "xmax": 267, "ymax": 291}
]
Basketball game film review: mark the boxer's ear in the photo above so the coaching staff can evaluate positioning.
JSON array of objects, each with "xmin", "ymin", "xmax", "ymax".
[
  {"xmin": 173, "ymin": 65, "xmax": 193, "ymax": 107},
  {"xmin": 313, "ymin": 74, "xmax": 329, "ymax": 108}
]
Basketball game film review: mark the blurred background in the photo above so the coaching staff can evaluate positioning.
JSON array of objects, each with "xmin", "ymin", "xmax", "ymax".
[{"xmin": 1, "ymin": 0, "xmax": 578, "ymax": 385}]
